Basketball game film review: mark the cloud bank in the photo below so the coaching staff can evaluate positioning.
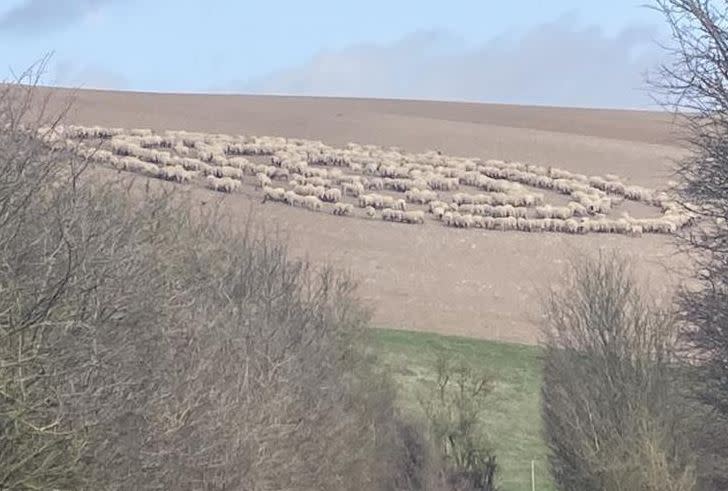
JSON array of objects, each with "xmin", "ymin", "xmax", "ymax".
[
  {"xmin": 0, "ymin": 0, "xmax": 115, "ymax": 33},
  {"xmin": 237, "ymin": 13, "xmax": 667, "ymax": 109}
]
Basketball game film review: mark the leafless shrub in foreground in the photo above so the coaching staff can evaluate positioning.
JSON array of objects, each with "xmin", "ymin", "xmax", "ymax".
[
  {"xmin": 541, "ymin": 253, "xmax": 696, "ymax": 491},
  {"xmin": 0, "ymin": 65, "xmax": 439, "ymax": 490},
  {"xmin": 419, "ymin": 355, "xmax": 498, "ymax": 491}
]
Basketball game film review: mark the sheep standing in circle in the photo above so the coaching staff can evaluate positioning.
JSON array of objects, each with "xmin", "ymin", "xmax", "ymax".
[{"xmin": 67, "ymin": 125, "xmax": 694, "ymax": 237}]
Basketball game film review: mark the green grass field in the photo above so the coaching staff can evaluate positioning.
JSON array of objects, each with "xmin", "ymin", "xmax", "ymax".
[{"xmin": 371, "ymin": 328, "xmax": 555, "ymax": 491}]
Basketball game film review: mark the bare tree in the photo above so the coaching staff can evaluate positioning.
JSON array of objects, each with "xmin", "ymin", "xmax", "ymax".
[
  {"xmin": 653, "ymin": 0, "xmax": 728, "ymax": 408},
  {"xmin": 651, "ymin": 2, "xmax": 728, "ymax": 487},
  {"xmin": 0, "ymin": 64, "xmax": 445, "ymax": 490},
  {"xmin": 541, "ymin": 253, "xmax": 696, "ymax": 491}
]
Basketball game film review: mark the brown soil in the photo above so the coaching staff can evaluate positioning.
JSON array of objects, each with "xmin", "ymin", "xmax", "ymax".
[{"xmin": 44, "ymin": 88, "xmax": 691, "ymax": 344}]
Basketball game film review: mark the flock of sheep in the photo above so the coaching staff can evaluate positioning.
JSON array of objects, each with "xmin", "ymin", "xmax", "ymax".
[{"xmin": 46, "ymin": 124, "xmax": 695, "ymax": 237}]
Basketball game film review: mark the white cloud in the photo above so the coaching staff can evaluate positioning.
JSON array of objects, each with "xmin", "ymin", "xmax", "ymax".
[
  {"xmin": 0, "ymin": 0, "xmax": 116, "ymax": 33},
  {"xmin": 236, "ymin": 13, "xmax": 668, "ymax": 109}
]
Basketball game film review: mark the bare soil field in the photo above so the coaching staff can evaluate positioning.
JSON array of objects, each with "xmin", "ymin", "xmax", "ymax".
[{"xmin": 44, "ymin": 88, "xmax": 690, "ymax": 344}]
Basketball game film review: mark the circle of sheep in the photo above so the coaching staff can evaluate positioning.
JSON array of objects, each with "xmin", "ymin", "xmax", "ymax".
[{"xmin": 53, "ymin": 124, "xmax": 695, "ymax": 237}]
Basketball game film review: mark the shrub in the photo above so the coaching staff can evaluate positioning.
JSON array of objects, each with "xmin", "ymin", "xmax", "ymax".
[
  {"xmin": 419, "ymin": 355, "xmax": 499, "ymax": 491},
  {"xmin": 540, "ymin": 253, "xmax": 696, "ymax": 491},
  {"xmin": 0, "ymin": 64, "xmax": 433, "ymax": 490}
]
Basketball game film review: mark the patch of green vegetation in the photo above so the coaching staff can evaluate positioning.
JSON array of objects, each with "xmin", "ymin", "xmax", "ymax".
[{"xmin": 371, "ymin": 328, "xmax": 554, "ymax": 491}]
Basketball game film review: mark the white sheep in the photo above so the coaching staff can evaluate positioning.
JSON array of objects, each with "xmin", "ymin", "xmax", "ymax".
[
  {"xmin": 262, "ymin": 186, "xmax": 287, "ymax": 203},
  {"xmin": 443, "ymin": 212, "xmax": 474, "ymax": 228},
  {"xmin": 129, "ymin": 128, "xmax": 153, "ymax": 137},
  {"xmin": 382, "ymin": 208, "xmax": 404, "ymax": 222},
  {"xmin": 158, "ymin": 165, "xmax": 194, "ymax": 183},
  {"xmin": 405, "ymin": 188, "xmax": 439, "ymax": 204},
  {"xmin": 535, "ymin": 205, "xmax": 573, "ymax": 220},
  {"xmin": 365, "ymin": 177, "xmax": 385, "ymax": 190},
  {"xmin": 302, "ymin": 195, "xmax": 323, "ymax": 212},
  {"xmin": 320, "ymin": 188, "xmax": 343, "ymax": 203},
  {"xmin": 402, "ymin": 210, "xmax": 425, "ymax": 224},
  {"xmin": 428, "ymin": 176, "xmax": 459, "ymax": 191},
  {"xmin": 333, "ymin": 202, "xmax": 354, "ymax": 216},
  {"xmin": 209, "ymin": 165, "xmax": 244, "ymax": 179},
  {"xmin": 256, "ymin": 173, "xmax": 272, "ymax": 188},
  {"xmin": 294, "ymin": 184, "xmax": 326, "ymax": 197},
  {"xmin": 117, "ymin": 156, "xmax": 159, "ymax": 176},
  {"xmin": 342, "ymin": 182, "xmax": 365, "ymax": 197},
  {"xmin": 206, "ymin": 176, "xmax": 241, "ymax": 193}
]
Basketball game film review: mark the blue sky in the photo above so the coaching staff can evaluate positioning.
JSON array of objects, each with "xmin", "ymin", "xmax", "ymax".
[{"xmin": 0, "ymin": 0, "xmax": 671, "ymax": 108}]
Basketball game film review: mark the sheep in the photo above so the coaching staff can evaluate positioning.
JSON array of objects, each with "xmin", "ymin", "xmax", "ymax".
[
  {"xmin": 548, "ymin": 219, "xmax": 567, "ymax": 233},
  {"xmin": 207, "ymin": 165, "xmax": 244, "ymax": 179},
  {"xmin": 300, "ymin": 166, "xmax": 327, "ymax": 179},
  {"xmin": 589, "ymin": 175, "xmax": 627, "ymax": 196},
  {"xmin": 428, "ymin": 176, "xmax": 459, "ymax": 191},
  {"xmin": 117, "ymin": 156, "xmax": 160, "ymax": 177},
  {"xmin": 535, "ymin": 205, "xmax": 573, "ymax": 220},
  {"xmin": 443, "ymin": 212, "xmax": 474, "ymax": 228},
  {"xmin": 381, "ymin": 177, "xmax": 414, "ymax": 192},
  {"xmin": 73, "ymin": 128, "xmax": 676, "ymax": 237},
  {"xmin": 567, "ymin": 201, "xmax": 589, "ymax": 217},
  {"xmin": 139, "ymin": 135, "xmax": 164, "ymax": 148},
  {"xmin": 629, "ymin": 224, "xmax": 644, "ymax": 237},
  {"xmin": 283, "ymin": 191, "xmax": 305, "ymax": 207},
  {"xmin": 317, "ymin": 188, "xmax": 341, "ymax": 203},
  {"xmin": 278, "ymin": 158, "xmax": 308, "ymax": 174},
  {"xmin": 380, "ymin": 165, "xmax": 411, "ymax": 179},
  {"xmin": 382, "ymin": 208, "xmax": 404, "ymax": 222},
  {"xmin": 333, "ymin": 202, "xmax": 354, "ymax": 216},
  {"xmin": 256, "ymin": 173, "xmax": 272, "ymax": 188},
  {"xmin": 470, "ymin": 215, "xmax": 485, "ymax": 229},
  {"xmin": 572, "ymin": 191, "xmax": 611, "ymax": 214},
  {"xmin": 358, "ymin": 193, "xmax": 395, "ymax": 210},
  {"xmin": 206, "ymin": 176, "xmax": 241, "ymax": 193},
  {"xmin": 342, "ymin": 182, "xmax": 365, "ymax": 197},
  {"xmin": 111, "ymin": 140, "xmax": 141, "ymax": 156},
  {"xmin": 365, "ymin": 206, "xmax": 377, "ymax": 219},
  {"xmin": 66, "ymin": 125, "xmax": 124, "ymax": 139},
  {"xmin": 298, "ymin": 176, "xmax": 327, "ymax": 187},
  {"xmin": 262, "ymin": 186, "xmax": 287, "ymax": 203},
  {"xmin": 491, "ymin": 217, "xmax": 516, "ymax": 231},
  {"xmin": 628, "ymin": 218, "xmax": 679, "ymax": 235},
  {"xmin": 405, "ymin": 188, "xmax": 439, "ymax": 204},
  {"xmin": 365, "ymin": 177, "xmax": 385, "ymax": 190},
  {"xmin": 294, "ymin": 184, "xmax": 327, "ymax": 197},
  {"xmin": 430, "ymin": 206, "xmax": 446, "ymax": 220},
  {"xmin": 624, "ymin": 185, "xmax": 654, "ymax": 203},
  {"xmin": 171, "ymin": 157, "xmax": 201, "ymax": 171},
  {"xmin": 428, "ymin": 200, "xmax": 451, "ymax": 213},
  {"xmin": 398, "ymin": 210, "xmax": 424, "ymax": 224},
  {"xmin": 516, "ymin": 218, "xmax": 547, "ymax": 232},
  {"xmin": 302, "ymin": 195, "xmax": 323, "ymax": 212},
  {"xmin": 129, "ymin": 128, "xmax": 154, "ymax": 137},
  {"xmin": 158, "ymin": 165, "xmax": 194, "ymax": 183}
]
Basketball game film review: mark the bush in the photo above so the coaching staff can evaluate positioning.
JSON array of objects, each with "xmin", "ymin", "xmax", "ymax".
[
  {"xmin": 419, "ymin": 355, "xmax": 499, "ymax": 491},
  {"xmin": 0, "ymin": 65, "xmax": 433, "ymax": 490},
  {"xmin": 540, "ymin": 253, "xmax": 696, "ymax": 491}
]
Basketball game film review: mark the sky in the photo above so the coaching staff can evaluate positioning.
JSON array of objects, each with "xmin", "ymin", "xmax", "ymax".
[{"xmin": 0, "ymin": 0, "xmax": 673, "ymax": 109}]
